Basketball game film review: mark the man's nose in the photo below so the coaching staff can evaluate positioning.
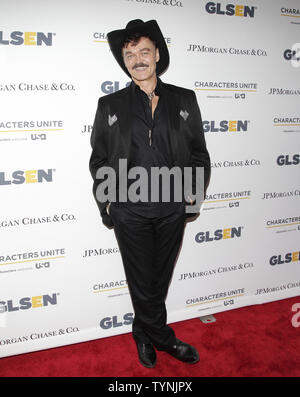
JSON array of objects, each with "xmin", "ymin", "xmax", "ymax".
[{"xmin": 135, "ymin": 52, "xmax": 142, "ymax": 63}]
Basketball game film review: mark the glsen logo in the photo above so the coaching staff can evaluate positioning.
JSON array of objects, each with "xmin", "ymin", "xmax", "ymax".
[
  {"xmin": 203, "ymin": 120, "xmax": 249, "ymax": 133},
  {"xmin": 277, "ymin": 154, "xmax": 300, "ymax": 166},
  {"xmin": 0, "ymin": 293, "xmax": 58, "ymax": 313},
  {"xmin": 101, "ymin": 81, "xmax": 131, "ymax": 94},
  {"xmin": 270, "ymin": 251, "xmax": 299, "ymax": 266},
  {"xmin": 0, "ymin": 31, "xmax": 54, "ymax": 46},
  {"xmin": 205, "ymin": 2, "xmax": 256, "ymax": 17},
  {"xmin": 284, "ymin": 48, "xmax": 300, "ymax": 62},
  {"xmin": 283, "ymin": 45, "xmax": 300, "ymax": 68},
  {"xmin": 195, "ymin": 226, "xmax": 243, "ymax": 243},
  {"xmin": 99, "ymin": 312, "xmax": 133, "ymax": 329},
  {"xmin": 0, "ymin": 169, "xmax": 54, "ymax": 185}
]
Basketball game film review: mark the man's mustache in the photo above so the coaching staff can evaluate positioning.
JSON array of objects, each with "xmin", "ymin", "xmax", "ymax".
[{"xmin": 133, "ymin": 63, "xmax": 149, "ymax": 70}]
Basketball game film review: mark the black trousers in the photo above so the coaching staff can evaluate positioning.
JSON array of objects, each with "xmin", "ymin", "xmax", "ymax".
[{"xmin": 109, "ymin": 202, "xmax": 186, "ymax": 349}]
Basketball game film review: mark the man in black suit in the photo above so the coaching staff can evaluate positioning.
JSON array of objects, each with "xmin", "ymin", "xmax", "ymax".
[{"xmin": 89, "ymin": 19, "xmax": 210, "ymax": 368}]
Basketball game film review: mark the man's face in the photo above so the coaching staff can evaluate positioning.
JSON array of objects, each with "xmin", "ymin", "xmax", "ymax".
[{"xmin": 122, "ymin": 36, "xmax": 160, "ymax": 82}]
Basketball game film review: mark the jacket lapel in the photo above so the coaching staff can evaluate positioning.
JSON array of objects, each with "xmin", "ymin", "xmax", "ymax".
[
  {"xmin": 112, "ymin": 86, "xmax": 132, "ymax": 157},
  {"xmin": 161, "ymin": 82, "xmax": 181, "ymax": 165}
]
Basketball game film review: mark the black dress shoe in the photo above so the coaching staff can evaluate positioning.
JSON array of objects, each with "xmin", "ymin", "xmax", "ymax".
[
  {"xmin": 135, "ymin": 341, "xmax": 157, "ymax": 368},
  {"xmin": 161, "ymin": 338, "xmax": 199, "ymax": 363}
]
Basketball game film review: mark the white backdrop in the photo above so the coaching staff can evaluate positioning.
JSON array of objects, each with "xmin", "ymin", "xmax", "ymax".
[{"xmin": 0, "ymin": 0, "xmax": 299, "ymax": 358}]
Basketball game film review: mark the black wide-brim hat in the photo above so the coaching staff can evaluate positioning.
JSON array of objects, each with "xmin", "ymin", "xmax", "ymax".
[{"xmin": 107, "ymin": 19, "xmax": 169, "ymax": 78}]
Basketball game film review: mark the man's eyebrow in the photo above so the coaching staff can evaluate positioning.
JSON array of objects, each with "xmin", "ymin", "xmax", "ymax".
[{"xmin": 124, "ymin": 47, "xmax": 151, "ymax": 56}]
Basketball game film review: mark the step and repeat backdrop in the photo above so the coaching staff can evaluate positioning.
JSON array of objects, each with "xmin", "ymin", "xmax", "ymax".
[{"xmin": 0, "ymin": 0, "xmax": 299, "ymax": 358}]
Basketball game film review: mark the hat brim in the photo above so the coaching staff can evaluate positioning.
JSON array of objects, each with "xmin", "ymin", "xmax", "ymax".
[{"xmin": 107, "ymin": 20, "xmax": 169, "ymax": 78}]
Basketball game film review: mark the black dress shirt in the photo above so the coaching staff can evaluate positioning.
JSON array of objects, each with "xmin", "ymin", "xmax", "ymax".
[{"xmin": 117, "ymin": 78, "xmax": 183, "ymax": 217}]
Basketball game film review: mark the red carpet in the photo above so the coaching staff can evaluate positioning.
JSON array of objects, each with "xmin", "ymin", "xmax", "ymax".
[{"xmin": 1, "ymin": 296, "xmax": 300, "ymax": 377}]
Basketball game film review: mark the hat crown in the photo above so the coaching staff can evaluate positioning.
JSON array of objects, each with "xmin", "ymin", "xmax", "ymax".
[
  {"xmin": 107, "ymin": 19, "xmax": 169, "ymax": 77},
  {"xmin": 125, "ymin": 19, "xmax": 144, "ymax": 29}
]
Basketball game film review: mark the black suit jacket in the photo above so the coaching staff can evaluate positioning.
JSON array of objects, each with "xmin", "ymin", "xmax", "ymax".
[{"xmin": 89, "ymin": 80, "xmax": 211, "ymax": 228}]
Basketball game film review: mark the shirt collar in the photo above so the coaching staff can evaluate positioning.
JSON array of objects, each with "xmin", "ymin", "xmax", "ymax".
[{"xmin": 130, "ymin": 76, "xmax": 163, "ymax": 97}]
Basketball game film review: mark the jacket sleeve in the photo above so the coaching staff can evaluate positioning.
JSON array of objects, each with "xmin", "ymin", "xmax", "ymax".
[
  {"xmin": 187, "ymin": 90, "xmax": 211, "ymax": 198},
  {"xmin": 89, "ymin": 97, "xmax": 113, "ymax": 226}
]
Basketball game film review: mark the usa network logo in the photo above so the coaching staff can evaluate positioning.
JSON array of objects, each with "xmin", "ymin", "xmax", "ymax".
[{"xmin": 0, "ymin": 31, "xmax": 55, "ymax": 46}]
